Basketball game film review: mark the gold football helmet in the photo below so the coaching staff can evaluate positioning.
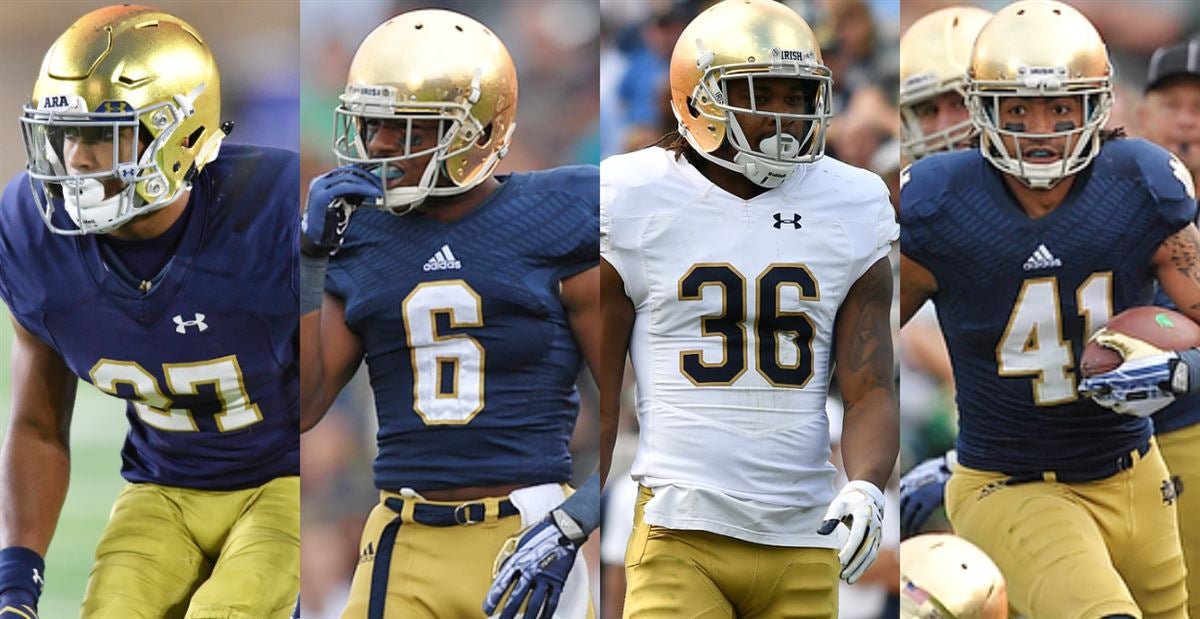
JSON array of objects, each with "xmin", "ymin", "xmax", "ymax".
[
  {"xmin": 669, "ymin": 0, "xmax": 832, "ymax": 188},
  {"xmin": 899, "ymin": 7, "xmax": 993, "ymax": 161},
  {"xmin": 19, "ymin": 5, "xmax": 226, "ymax": 235},
  {"xmin": 967, "ymin": 0, "xmax": 1112, "ymax": 189},
  {"xmin": 334, "ymin": 9, "xmax": 518, "ymax": 214},
  {"xmin": 901, "ymin": 534, "xmax": 1008, "ymax": 619}
]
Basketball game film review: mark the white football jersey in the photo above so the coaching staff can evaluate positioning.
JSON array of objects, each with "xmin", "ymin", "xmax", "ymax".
[{"xmin": 601, "ymin": 147, "xmax": 897, "ymax": 547}]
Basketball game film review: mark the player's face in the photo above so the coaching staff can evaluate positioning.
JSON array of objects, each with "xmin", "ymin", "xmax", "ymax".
[
  {"xmin": 363, "ymin": 117, "xmax": 441, "ymax": 188},
  {"xmin": 1139, "ymin": 78, "xmax": 1200, "ymax": 163},
  {"xmin": 913, "ymin": 91, "xmax": 970, "ymax": 144},
  {"xmin": 996, "ymin": 96, "xmax": 1084, "ymax": 164},
  {"xmin": 725, "ymin": 77, "xmax": 816, "ymax": 147},
  {"xmin": 62, "ymin": 125, "xmax": 138, "ymax": 198}
]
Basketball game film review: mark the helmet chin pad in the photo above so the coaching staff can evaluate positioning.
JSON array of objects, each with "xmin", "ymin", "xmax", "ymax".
[
  {"xmin": 734, "ymin": 134, "xmax": 803, "ymax": 188},
  {"xmin": 61, "ymin": 178, "xmax": 125, "ymax": 232}
]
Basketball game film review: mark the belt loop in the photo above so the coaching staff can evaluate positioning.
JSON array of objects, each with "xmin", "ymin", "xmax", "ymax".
[
  {"xmin": 1042, "ymin": 471, "xmax": 1058, "ymax": 483},
  {"xmin": 485, "ymin": 497, "xmax": 501, "ymax": 523},
  {"xmin": 399, "ymin": 497, "xmax": 417, "ymax": 524}
]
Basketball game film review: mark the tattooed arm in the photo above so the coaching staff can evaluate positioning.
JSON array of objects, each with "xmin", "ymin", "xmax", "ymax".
[
  {"xmin": 833, "ymin": 257, "xmax": 899, "ymax": 489},
  {"xmin": 1153, "ymin": 223, "xmax": 1200, "ymax": 323}
]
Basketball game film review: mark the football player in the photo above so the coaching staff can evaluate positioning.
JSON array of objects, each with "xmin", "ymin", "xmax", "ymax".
[
  {"xmin": 599, "ymin": 1, "xmax": 898, "ymax": 616},
  {"xmin": 901, "ymin": 1, "xmax": 1196, "ymax": 616},
  {"xmin": 896, "ymin": 6, "xmax": 991, "ymax": 541},
  {"xmin": 0, "ymin": 5, "xmax": 299, "ymax": 618},
  {"xmin": 899, "ymin": 6, "xmax": 993, "ymax": 162},
  {"xmin": 1136, "ymin": 39, "xmax": 1200, "ymax": 618},
  {"xmin": 299, "ymin": 8, "xmax": 600, "ymax": 619}
]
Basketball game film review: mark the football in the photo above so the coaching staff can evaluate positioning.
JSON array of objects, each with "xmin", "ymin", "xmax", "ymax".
[{"xmin": 1080, "ymin": 307, "xmax": 1200, "ymax": 377}]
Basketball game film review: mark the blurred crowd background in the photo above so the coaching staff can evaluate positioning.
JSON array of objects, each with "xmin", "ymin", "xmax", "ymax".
[
  {"xmin": 297, "ymin": 1, "xmax": 601, "ymax": 617},
  {"xmin": 898, "ymin": 0, "xmax": 1200, "ymax": 538},
  {"xmin": 599, "ymin": 1, "xmax": 903, "ymax": 617},
  {"xmin": 0, "ymin": 2, "xmax": 298, "ymax": 616}
]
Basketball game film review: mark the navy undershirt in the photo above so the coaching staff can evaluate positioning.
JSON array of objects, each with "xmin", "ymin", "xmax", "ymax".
[{"xmin": 98, "ymin": 200, "xmax": 193, "ymax": 285}]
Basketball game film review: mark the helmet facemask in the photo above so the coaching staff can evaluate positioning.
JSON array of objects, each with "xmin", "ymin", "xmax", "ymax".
[
  {"xmin": 968, "ymin": 67, "xmax": 1112, "ymax": 189},
  {"xmin": 333, "ymin": 76, "xmax": 511, "ymax": 216},
  {"xmin": 899, "ymin": 79, "xmax": 977, "ymax": 160},
  {"xmin": 19, "ymin": 87, "xmax": 208, "ymax": 235},
  {"xmin": 675, "ymin": 44, "xmax": 832, "ymax": 188}
]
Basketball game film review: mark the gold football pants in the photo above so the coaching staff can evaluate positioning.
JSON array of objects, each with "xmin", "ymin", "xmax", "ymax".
[
  {"xmin": 623, "ymin": 486, "xmax": 838, "ymax": 619},
  {"xmin": 1157, "ymin": 422, "xmax": 1200, "ymax": 618},
  {"xmin": 81, "ymin": 476, "xmax": 300, "ymax": 619},
  {"xmin": 339, "ymin": 489, "xmax": 594, "ymax": 619},
  {"xmin": 945, "ymin": 441, "xmax": 1187, "ymax": 619}
]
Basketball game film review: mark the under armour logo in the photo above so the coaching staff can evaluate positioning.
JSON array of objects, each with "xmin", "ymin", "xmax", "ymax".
[
  {"xmin": 173, "ymin": 313, "xmax": 208, "ymax": 334},
  {"xmin": 97, "ymin": 100, "xmax": 133, "ymax": 113},
  {"xmin": 773, "ymin": 213, "xmax": 802, "ymax": 229}
]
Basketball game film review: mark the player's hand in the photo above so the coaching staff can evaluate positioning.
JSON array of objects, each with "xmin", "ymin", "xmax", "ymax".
[
  {"xmin": 1077, "ymin": 330, "xmax": 1199, "ymax": 417},
  {"xmin": 484, "ymin": 508, "xmax": 584, "ymax": 619},
  {"xmin": 899, "ymin": 452, "xmax": 952, "ymax": 539},
  {"xmin": 1079, "ymin": 353, "xmax": 1179, "ymax": 417},
  {"xmin": 818, "ymin": 480, "xmax": 884, "ymax": 584},
  {"xmin": 301, "ymin": 165, "xmax": 383, "ymax": 257}
]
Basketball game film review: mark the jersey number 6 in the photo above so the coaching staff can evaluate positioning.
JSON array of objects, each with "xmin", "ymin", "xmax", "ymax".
[
  {"xmin": 402, "ymin": 280, "xmax": 485, "ymax": 425},
  {"xmin": 678, "ymin": 263, "xmax": 819, "ymax": 388}
]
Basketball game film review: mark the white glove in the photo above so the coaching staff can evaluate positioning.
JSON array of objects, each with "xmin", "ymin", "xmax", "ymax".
[{"xmin": 818, "ymin": 480, "xmax": 884, "ymax": 584}]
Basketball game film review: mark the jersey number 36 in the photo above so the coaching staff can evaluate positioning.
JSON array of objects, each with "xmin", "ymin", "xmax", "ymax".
[{"xmin": 678, "ymin": 263, "xmax": 819, "ymax": 388}]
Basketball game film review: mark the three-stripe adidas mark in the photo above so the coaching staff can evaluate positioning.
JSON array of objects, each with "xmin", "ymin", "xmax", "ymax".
[
  {"xmin": 423, "ymin": 244, "xmax": 462, "ymax": 271},
  {"xmin": 1023, "ymin": 243, "xmax": 1062, "ymax": 271}
]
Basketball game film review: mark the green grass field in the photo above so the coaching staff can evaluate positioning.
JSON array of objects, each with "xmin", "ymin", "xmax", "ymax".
[{"xmin": 0, "ymin": 306, "xmax": 128, "ymax": 618}]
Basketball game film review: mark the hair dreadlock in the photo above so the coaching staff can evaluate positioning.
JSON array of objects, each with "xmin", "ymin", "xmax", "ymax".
[{"xmin": 649, "ymin": 130, "xmax": 700, "ymax": 166}]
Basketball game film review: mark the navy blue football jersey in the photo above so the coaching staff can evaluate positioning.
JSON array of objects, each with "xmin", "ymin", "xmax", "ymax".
[
  {"xmin": 901, "ymin": 139, "xmax": 1196, "ymax": 474},
  {"xmin": 326, "ymin": 165, "xmax": 598, "ymax": 492},
  {"xmin": 0, "ymin": 143, "xmax": 300, "ymax": 490}
]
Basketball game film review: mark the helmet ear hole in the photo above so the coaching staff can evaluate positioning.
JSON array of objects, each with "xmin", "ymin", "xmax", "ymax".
[
  {"xmin": 475, "ymin": 122, "xmax": 493, "ymax": 147},
  {"xmin": 686, "ymin": 97, "xmax": 702, "ymax": 120},
  {"xmin": 185, "ymin": 125, "xmax": 204, "ymax": 148}
]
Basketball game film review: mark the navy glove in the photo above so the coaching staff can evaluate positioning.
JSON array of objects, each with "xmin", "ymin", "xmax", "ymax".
[
  {"xmin": 899, "ymin": 452, "xmax": 953, "ymax": 539},
  {"xmin": 300, "ymin": 165, "xmax": 383, "ymax": 257},
  {"xmin": 0, "ymin": 547, "xmax": 43, "ymax": 619},
  {"xmin": 484, "ymin": 509, "xmax": 584, "ymax": 619}
]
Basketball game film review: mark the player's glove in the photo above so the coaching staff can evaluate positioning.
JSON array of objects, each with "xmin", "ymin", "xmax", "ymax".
[
  {"xmin": 899, "ymin": 451, "xmax": 954, "ymax": 539},
  {"xmin": 818, "ymin": 480, "xmax": 884, "ymax": 585},
  {"xmin": 300, "ymin": 165, "xmax": 383, "ymax": 257},
  {"xmin": 484, "ymin": 508, "xmax": 585, "ymax": 619},
  {"xmin": 0, "ymin": 547, "xmax": 43, "ymax": 619},
  {"xmin": 1078, "ymin": 329, "xmax": 1200, "ymax": 417}
]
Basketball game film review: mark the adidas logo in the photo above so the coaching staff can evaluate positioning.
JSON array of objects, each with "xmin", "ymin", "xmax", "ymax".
[
  {"xmin": 359, "ymin": 542, "xmax": 375, "ymax": 564},
  {"xmin": 1023, "ymin": 243, "xmax": 1062, "ymax": 271},
  {"xmin": 423, "ymin": 244, "xmax": 462, "ymax": 272}
]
